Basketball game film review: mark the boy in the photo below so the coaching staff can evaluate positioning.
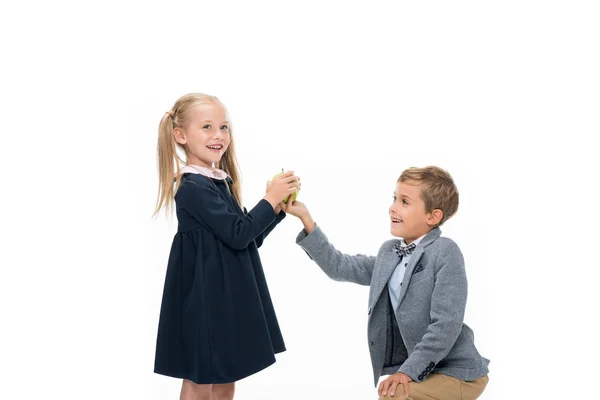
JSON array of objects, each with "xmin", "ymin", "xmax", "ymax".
[{"xmin": 283, "ymin": 166, "xmax": 489, "ymax": 400}]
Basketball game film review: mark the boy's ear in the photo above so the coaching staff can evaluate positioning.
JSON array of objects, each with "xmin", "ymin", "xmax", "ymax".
[
  {"xmin": 173, "ymin": 128, "xmax": 187, "ymax": 145},
  {"xmin": 426, "ymin": 209, "xmax": 443, "ymax": 226}
]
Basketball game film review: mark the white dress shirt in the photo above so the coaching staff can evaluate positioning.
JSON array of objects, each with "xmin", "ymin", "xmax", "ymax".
[{"xmin": 388, "ymin": 233, "xmax": 427, "ymax": 311}]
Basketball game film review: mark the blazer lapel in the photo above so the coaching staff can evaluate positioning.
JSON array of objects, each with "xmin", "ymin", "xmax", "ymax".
[
  {"xmin": 396, "ymin": 228, "xmax": 442, "ymax": 308},
  {"xmin": 396, "ymin": 247, "xmax": 424, "ymax": 307}
]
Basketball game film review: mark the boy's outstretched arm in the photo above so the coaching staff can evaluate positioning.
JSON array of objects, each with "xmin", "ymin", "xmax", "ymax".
[{"xmin": 283, "ymin": 200, "xmax": 375, "ymax": 286}]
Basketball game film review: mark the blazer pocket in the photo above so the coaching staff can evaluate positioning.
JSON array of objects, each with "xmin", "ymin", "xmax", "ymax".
[
  {"xmin": 408, "ymin": 269, "xmax": 431, "ymax": 286},
  {"xmin": 412, "ymin": 263, "xmax": 424, "ymax": 275}
]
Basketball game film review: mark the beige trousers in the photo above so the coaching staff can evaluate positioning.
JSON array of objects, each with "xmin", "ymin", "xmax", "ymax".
[{"xmin": 378, "ymin": 373, "xmax": 488, "ymax": 400}]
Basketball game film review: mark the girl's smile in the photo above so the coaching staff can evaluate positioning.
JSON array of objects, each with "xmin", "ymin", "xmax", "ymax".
[{"xmin": 174, "ymin": 102, "xmax": 231, "ymax": 168}]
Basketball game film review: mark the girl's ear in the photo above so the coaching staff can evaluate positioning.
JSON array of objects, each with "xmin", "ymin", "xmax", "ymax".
[
  {"xmin": 173, "ymin": 128, "xmax": 186, "ymax": 145},
  {"xmin": 427, "ymin": 209, "xmax": 443, "ymax": 227}
]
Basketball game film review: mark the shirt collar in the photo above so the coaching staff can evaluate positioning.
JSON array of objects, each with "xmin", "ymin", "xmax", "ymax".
[
  {"xmin": 181, "ymin": 164, "xmax": 230, "ymax": 181},
  {"xmin": 401, "ymin": 233, "xmax": 427, "ymax": 248}
]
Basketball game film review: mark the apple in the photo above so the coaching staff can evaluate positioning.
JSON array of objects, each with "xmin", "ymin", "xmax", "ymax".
[{"xmin": 271, "ymin": 168, "xmax": 299, "ymax": 204}]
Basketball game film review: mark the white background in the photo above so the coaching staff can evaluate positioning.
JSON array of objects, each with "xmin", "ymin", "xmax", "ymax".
[{"xmin": 1, "ymin": 1, "xmax": 599, "ymax": 399}]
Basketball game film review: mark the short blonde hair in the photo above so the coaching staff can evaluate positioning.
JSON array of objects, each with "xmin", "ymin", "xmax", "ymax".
[{"xmin": 398, "ymin": 166, "xmax": 459, "ymax": 226}]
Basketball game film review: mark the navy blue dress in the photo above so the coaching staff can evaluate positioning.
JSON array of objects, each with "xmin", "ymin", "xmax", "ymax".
[{"xmin": 154, "ymin": 173, "xmax": 286, "ymax": 384}]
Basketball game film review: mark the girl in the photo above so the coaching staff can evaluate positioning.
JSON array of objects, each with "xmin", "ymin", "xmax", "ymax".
[{"xmin": 153, "ymin": 93, "xmax": 299, "ymax": 400}]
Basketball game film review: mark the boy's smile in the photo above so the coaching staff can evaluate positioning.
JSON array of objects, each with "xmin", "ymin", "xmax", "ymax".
[{"xmin": 389, "ymin": 181, "xmax": 441, "ymax": 244}]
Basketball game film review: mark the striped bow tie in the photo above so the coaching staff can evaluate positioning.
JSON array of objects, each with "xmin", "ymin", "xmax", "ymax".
[{"xmin": 393, "ymin": 243, "xmax": 416, "ymax": 258}]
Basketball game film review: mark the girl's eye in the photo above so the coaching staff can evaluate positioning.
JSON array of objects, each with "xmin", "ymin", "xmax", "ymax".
[
  {"xmin": 203, "ymin": 124, "xmax": 211, "ymax": 130},
  {"xmin": 402, "ymin": 199, "xmax": 409, "ymax": 205},
  {"xmin": 220, "ymin": 125, "xmax": 229, "ymax": 132}
]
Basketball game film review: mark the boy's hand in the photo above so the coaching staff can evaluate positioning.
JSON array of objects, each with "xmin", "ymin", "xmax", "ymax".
[
  {"xmin": 282, "ymin": 200, "xmax": 316, "ymax": 234},
  {"xmin": 281, "ymin": 199, "xmax": 309, "ymax": 219},
  {"xmin": 378, "ymin": 372, "xmax": 412, "ymax": 397}
]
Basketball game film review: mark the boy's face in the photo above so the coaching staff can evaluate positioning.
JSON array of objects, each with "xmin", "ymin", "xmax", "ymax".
[{"xmin": 389, "ymin": 181, "xmax": 441, "ymax": 244}]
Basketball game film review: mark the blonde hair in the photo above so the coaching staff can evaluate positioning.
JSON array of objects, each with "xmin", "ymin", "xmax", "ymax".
[
  {"xmin": 154, "ymin": 93, "xmax": 242, "ymax": 216},
  {"xmin": 398, "ymin": 166, "xmax": 459, "ymax": 226}
]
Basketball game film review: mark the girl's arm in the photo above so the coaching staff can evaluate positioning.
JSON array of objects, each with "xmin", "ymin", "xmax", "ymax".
[
  {"xmin": 177, "ymin": 177, "xmax": 277, "ymax": 250},
  {"xmin": 253, "ymin": 208, "xmax": 286, "ymax": 248}
]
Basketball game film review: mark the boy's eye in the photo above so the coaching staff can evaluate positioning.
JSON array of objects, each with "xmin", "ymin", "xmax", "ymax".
[
  {"xmin": 402, "ymin": 199, "xmax": 409, "ymax": 205},
  {"xmin": 392, "ymin": 196, "xmax": 397, "ymax": 201},
  {"xmin": 203, "ymin": 124, "xmax": 211, "ymax": 130}
]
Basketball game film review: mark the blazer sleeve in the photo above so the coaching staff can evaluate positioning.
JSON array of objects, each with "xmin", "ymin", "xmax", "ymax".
[
  {"xmin": 398, "ymin": 241, "xmax": 468, "ymax": 382},
  {"xmin": 296, "ymin": 225, "xmax": 375, "ymax": 286},
  {"xmin": 177, "ymin": 178, "xmax": 277, "ymax": 250}
]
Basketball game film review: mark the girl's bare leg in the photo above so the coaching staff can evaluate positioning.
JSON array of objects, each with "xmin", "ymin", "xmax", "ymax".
[
  {"xmin": 211, "ymin": 382, "xmax": 235, "ymax": 400},
  {"xmin": 180, "ymin": 380, "xmax": 212, "ymax": 400}
]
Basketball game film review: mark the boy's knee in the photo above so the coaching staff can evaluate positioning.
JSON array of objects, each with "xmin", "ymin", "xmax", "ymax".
[
  {"xmin": 379, "ymin": 386, "xmax": 410, "ymax": 400},
  {"xmin": 379, "ymin": 393, "xmax": 409, "ymax": 400}
]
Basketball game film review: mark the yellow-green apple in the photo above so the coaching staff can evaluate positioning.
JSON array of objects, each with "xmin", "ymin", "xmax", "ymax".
[{"xmin": 271, "ymin": 168, "xmax": 299, "ymax": 204}]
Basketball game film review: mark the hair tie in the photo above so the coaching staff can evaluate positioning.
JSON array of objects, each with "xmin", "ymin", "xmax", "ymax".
[{"xmin": 166, "ymin": 110, "xmax": 175, "ymax": 118}]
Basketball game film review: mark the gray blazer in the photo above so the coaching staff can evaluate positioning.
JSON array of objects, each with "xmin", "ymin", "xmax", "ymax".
[{"xmin": 296, "ymin": 225, "xmax": 489, "ymax": 387}]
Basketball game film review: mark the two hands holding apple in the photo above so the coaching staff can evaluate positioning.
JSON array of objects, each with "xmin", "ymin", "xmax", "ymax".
[
  {"xmin": 271, "ymin": 169, "xmax": 299, "ymax": 204},
  {"xmin": 264, "ymin": 169, "xmax": 315, "ymax": 233},
  {"xmin": 264, "ymin": 169, "xmax": 299, "ymax": 211}
]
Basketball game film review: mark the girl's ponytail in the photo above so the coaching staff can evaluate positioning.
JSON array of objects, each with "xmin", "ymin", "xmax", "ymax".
[
  {"xmin": 154, "ymin": 111, "xmax": 182, "ymax": 216},
  {"xmin": 218, "ymin": 138, "xmax": 242, "ymax": 208}
]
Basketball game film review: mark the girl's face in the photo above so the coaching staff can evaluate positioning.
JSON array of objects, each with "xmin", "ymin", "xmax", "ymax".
[
  {"xmin": 389, "ymin": 181, "xmax": 437, "ymax": 243},
  {"xmin": 175, "ymin": 102, "xmax": 231, "ymax": 168}
]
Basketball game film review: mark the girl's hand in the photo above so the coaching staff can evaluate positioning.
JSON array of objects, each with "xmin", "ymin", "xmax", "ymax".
[
  {"xmin": 266, "ymin": 180, "xmax": 283, "ymax": 215},
  {"xmin": 264, "ymin": 171, "xmax": 300, "ymax": 209}
]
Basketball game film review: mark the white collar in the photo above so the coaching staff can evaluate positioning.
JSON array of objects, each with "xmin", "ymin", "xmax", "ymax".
[
  {"xmin": 181, "ymin": 164, "xmax": 230, "ymax": 180},
  {"xmin": 401, "ymin": 232, "xmax": 427, "ymax": 248}
]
